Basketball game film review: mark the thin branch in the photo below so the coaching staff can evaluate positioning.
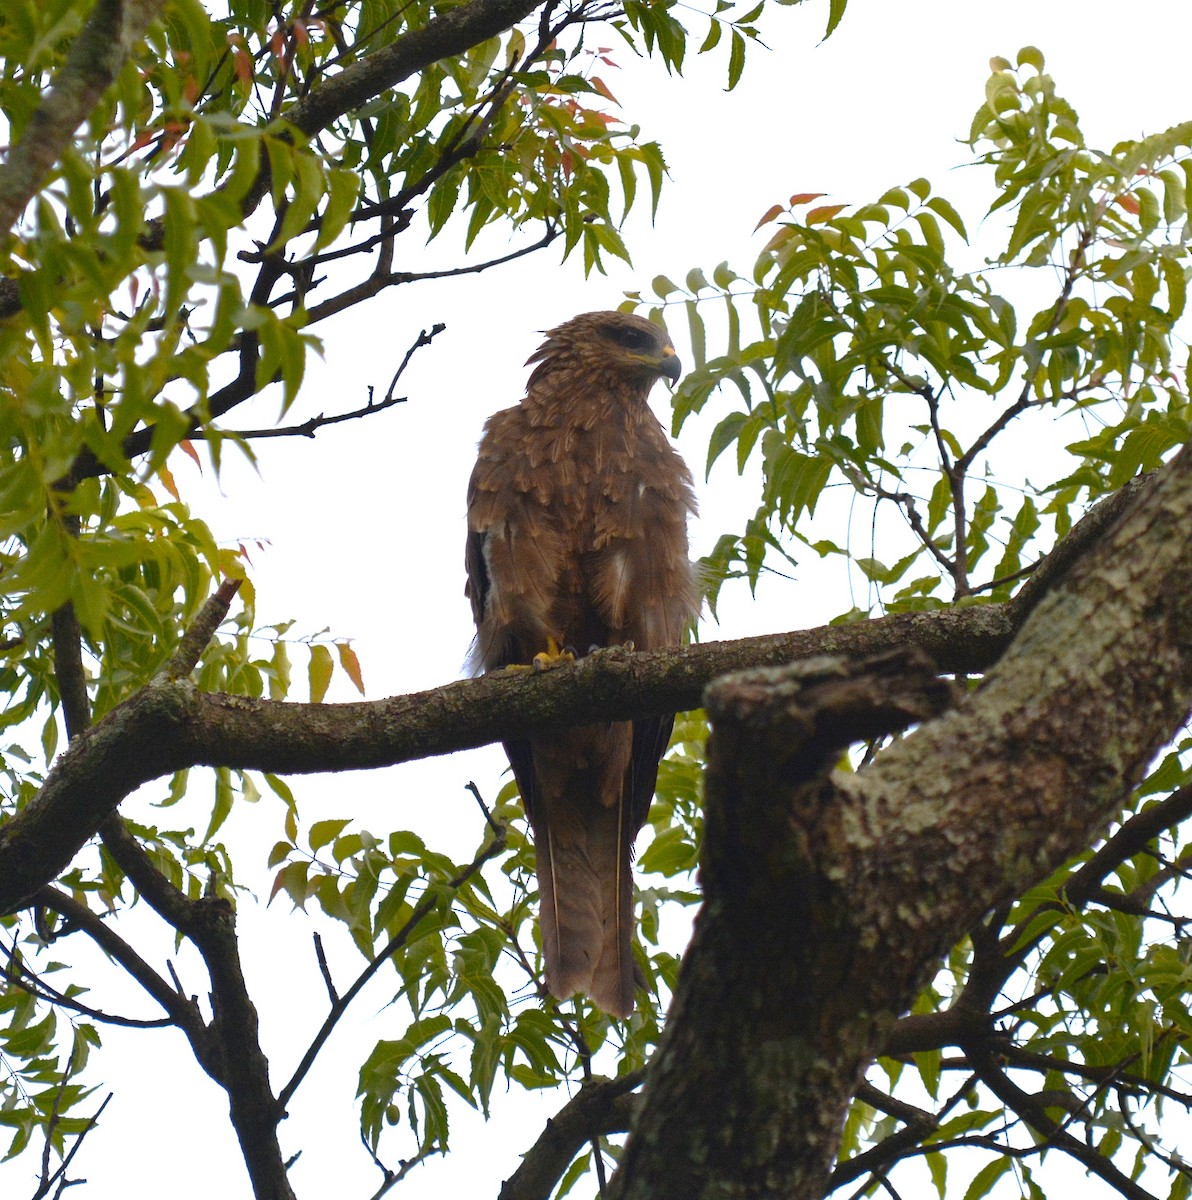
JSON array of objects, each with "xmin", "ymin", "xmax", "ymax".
[
  {"xmin": 189, "ymin": 323, "xmax": 444, "ymax": 443},
  {"xmin": 163, "ymin": 578, "xmax": 243, "ymax": 680},
  {"xmin": 870, "ymin": 481, "xmax": 956, "ymax": 576},
  {"xmin": 301, "ymin": 226, "xmax": 558, "ymax": 326},
  {"xmin": 997, "ymin": 1043, "xmax": 1192, "ymax": 1109},
  {"xmin": 31, "ymin": 887, "xmax": 203, "ymax": 1034},
  {"xmin": 30, "ymin": 1092, "xmax": 111, "ymax": 1200},
  {"xmin": 1, "ymin": 930, "xmax": 171, "ymax": 1029},
  {"xmin": 312, "ymin": 934, "xmax": 338, "ymax": 1005},
  {"xmin": 965, "ymin": 1041, "xmax": 1158, "ymax": 1200},
  {"xmin": 997, "ymin": 781, "xmax": 1192, "ymax": 965},
  {"xmin": 49, "ymin": 603, "xmax": 91, "ymax": 740},
  {"xmin": 954, "ymin": 219, "xmax": 1100, "ymax": 479},
  {"xmin": 362, "ymin": 1134, "xmax": 440, "ymax": 1200}
]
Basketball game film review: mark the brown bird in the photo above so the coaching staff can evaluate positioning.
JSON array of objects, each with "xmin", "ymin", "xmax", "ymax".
[{"xmin": 465, "ymin": 310, "xmax": 699, "ymax": 1017}]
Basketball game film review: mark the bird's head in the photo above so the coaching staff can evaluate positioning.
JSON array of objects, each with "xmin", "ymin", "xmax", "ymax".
[{"xmin": 525, "ymin": 310, "xmax": 682, "ymax": 394}]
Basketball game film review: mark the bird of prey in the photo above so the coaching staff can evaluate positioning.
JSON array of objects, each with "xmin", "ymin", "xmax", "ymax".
[{"xmin": 465, "ymin": 310, "xmax": 699, "ymax": 1017}]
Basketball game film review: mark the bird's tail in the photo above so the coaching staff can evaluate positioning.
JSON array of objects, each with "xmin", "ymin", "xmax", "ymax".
[{"xmin": 530, "ymin": 725, "xmax": 636, "ymax": 1018}]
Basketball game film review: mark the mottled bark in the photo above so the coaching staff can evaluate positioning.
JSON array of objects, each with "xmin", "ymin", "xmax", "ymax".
[
  {"xmin": 0, "ymin": 603, "xmax": 1010, "ymax": 914},
  {"xmin": 611, "ymin": 653, "xmax": 955, "ymax": 1199},
  {"xmin": 610, "ymin": 446, "xmax": 1192, "ymax": 1199}
]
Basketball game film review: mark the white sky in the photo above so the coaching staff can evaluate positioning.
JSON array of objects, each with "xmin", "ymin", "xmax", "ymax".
[{"xmin": 7, "ymin": 1, "xmax": 1192, "ymax": 1197}]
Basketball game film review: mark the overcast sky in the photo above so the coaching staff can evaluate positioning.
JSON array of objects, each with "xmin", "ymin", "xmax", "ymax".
[{"xmin": 8, "ymin": 1, "xmax": 1192, "ymax": 1197}]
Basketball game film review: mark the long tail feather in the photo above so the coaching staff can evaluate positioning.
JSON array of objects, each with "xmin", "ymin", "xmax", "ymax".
[{"xmin": 531, "ymin": 725, "xmax": 635, "ymax": 1017}]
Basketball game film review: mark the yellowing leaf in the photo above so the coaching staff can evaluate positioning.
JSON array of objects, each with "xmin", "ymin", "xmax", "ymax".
[
  {"xmin": 805, "ymin": 203, "xmax": 847, "ymax": 224},
  {"xmin": 158, "ymin": 463, "xmax": 181, "ymax": 502},
  {"xmin": 309, "ymin": 643, "xmax": 333, "ymax": 703}
]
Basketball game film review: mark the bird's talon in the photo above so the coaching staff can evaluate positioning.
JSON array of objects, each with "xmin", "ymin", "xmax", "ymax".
[{"xmin": 532, "ymin": 637, "xmax": 576, "ymax": 672}]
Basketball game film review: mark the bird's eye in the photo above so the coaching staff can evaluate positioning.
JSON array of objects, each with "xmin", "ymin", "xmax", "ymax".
[{"xmin": 606, "ymin": 325, "xmax": 656, "ymax": 352}]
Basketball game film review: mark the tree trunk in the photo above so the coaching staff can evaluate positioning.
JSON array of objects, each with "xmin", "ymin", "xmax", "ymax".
[{"xmin": 612, "ymin": 452, "xmax": 1192, "ymax": 1199}]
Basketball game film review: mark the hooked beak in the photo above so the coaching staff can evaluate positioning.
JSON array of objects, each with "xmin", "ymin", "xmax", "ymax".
[{"xmin": 658, "ymin": 347, "xmax": 682, "ymax": 384}]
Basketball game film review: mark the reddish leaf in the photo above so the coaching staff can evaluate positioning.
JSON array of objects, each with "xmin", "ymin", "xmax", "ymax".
[
  {"xmin": 232, "ymin": 46, "xmax": 253, "ymax": 88},
  {"xmin": 789, "ymin": 192, "xmax": 826, "ymax": 206},
  {"xmin": 178, "ymin": 439, "xmax": 202, "ymax": 468},
  {"xmin": 591, "ymin": 76, "xmax": 619, "ymax": 104},
  {"xmin": 1117, "ymin": 194, "xmax": 1141, "ymax": 215},
  {"xmin": 336, "ymin": 642, "xmax": 365, "ymax": 695},
  {"xmin": 754, "ymin": 203, "xmax": 784, "ymax": 231}
]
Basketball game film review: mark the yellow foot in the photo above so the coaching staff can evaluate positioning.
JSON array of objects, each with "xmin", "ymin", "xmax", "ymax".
[
  {"xmin": 499, "ymin": 637, "xmax": 576, "ymax": 675},
  {"xmin": 533, "ymin": 636, "xmax": 576, "ymax": 672}
]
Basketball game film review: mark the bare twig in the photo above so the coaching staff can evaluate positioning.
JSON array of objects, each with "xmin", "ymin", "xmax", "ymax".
[
  {"xmin": 30, "ymin": 1092, "xmax": 111, "ymax": 1200},
  {"xmin": 301, "ymin": 227, "xmax": 558, "ymax": 326},
  {"xmin": 1, "ymin": 928, "xmax": 171, "ymax": 1029},
  {"xmin": 198, "ymin": 323, "xmax": 445, "ymax": 445},
  {"xmin": 313, "ymin": 933, "xmax": 338, "ymax": 1005},
  {"xmin": 362, "ymin": 1133, "xmax": 441, "ymax": 1200}
]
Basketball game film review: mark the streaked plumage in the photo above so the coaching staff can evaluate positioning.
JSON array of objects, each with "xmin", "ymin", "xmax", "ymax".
[{"xmin": 465, "ymin": 311, "xmax": 698, "ymax": 1016}]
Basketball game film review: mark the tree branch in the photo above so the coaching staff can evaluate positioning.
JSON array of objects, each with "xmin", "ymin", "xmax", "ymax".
[
  {"xmin": 32, "ymin": 887, "xmax": 201, "ymax": 1032},
  {"xmin": 0, "ymin": 463, "xmax": 1166, "ymax": 926},
  {"xmin": 0, "ymin": 602, "xmax": 1012, "ymax": 916},
  {"xmin": 498, "ymin": 1071, "xmax": 644, "ymax": 1200},
  {"xmin": 186, "ymin": 325, "xmax": 444, "ymax": 442},
  {"xmin": 0, "ymin": 0, "xmax": 166, "ymax": 238}
]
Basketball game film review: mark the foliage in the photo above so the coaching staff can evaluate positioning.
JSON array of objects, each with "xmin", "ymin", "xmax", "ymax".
[
  {"xmin": 0, "ymin": 0, "xmax": 824, "ymax": 1193},
  {"xmin": 628, "ymin": 49, "xmax": 1192, "ymax": 1199}
]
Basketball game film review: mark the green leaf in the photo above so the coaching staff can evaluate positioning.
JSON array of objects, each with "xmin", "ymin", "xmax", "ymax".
[
  {"xmin": 727, "ymin": 30, "xmax": 745, "ymax": 91},
  {"xmin": 963, "ymin": 1157, "xmax": 1011, "ymax": 1200},
  {"xmin": 310, "ymin": 818, "xmax": 351, "ymax": 853},
  {"xmin": 824, "ymin": 0, "xmax": 849, "ymax": 37}
]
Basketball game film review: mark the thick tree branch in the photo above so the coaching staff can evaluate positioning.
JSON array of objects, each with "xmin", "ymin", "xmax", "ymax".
[
  {"xmin": 0, "ymin": 603, "xmax": 1012, "ymax": 915},
  {"xmin": 0, "ymin": 0, "xmax": 166, "ymax": 239},
  {"xmin": 285, "ymin": 0, "xmax": 549, "ymax": 141}
]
